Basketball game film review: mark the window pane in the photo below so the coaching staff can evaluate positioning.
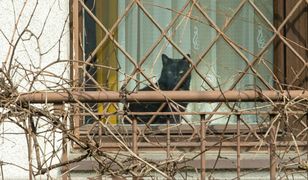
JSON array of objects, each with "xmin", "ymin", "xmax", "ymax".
[
  {"xmin": 84, "ymin": 0, "xmax": 274, "ymax": 124},
  {"xmin": 120, "ymin": 0, "xmax": 274, "ymax": 124}
]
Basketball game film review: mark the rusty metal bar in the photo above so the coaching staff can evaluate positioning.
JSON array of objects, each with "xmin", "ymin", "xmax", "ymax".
[
  {"xmin": 19, "ymin": 90, "xmax": 308, "ymax": 103},
  {"xmin": 93, "ymin": 141, "xmax": 308, "ymax": 149},
  {"xmin": 270, "ymin": 115, "xmax": 277, "ymax": 180},
  {"xmin": 132, "ymin": 118, "xmax": 138, "ymax": 180},
  {"xmin": 72, "ymin": 0, "xmax": 80, "ymax": 89},
  {"xmin": 71, "ymin": 0, "xmax": 81, "ymax": 156},
  {"xmin": 200, "ymin": 115, "xmax": 206, "ymax": 180},
  {"xmin": 236, "ymin": 115, "xmax": 241, "ymax": 179},
  {"xmin": 98, "ymin": 122, "xmax": 103, "ymax": 180},
  {"xmin": 77, "ymin": 111, "xmax": 307, "ymax": 116},
  {"xmin": 166, "ymin": 119, "xmax": 171, "ymax": 176}
]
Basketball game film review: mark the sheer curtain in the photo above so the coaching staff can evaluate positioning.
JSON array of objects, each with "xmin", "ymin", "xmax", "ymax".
[{"xmin": 118, "ymin": 0, "xmax": 274, "ymax": 124}]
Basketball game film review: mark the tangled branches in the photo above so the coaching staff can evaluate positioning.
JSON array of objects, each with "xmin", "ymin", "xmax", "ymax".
[{"xmin": 0, "ymin": 0, "xmax": 307, "ymax": 179}]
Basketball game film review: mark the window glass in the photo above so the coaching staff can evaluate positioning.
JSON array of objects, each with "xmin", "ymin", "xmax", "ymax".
[{"xmin": 84, "ymin": 0, "xmax": 274, "ymax": 124}]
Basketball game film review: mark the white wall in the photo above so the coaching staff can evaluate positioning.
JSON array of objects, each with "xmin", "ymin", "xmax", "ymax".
[{"xmin": 0, "ymin": 0, "xmax": 70, "ymax": 179}]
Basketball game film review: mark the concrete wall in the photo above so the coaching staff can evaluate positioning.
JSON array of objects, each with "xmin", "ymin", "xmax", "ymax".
[{"xmin": 0, "ymin": 0, "xmax": 69, "ymax": 179}]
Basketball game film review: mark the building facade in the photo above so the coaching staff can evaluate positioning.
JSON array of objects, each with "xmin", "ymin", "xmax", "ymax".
[{"xmin": 0, "ymin": 0, "xmax": 307, "ymax": 179}]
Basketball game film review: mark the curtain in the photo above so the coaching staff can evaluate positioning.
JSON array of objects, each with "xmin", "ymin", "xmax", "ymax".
[{"xmin": 118, "ymin": 0, "xmax": 274, "ymax": 124}]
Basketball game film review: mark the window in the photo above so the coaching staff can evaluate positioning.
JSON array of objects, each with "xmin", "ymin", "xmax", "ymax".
[
  {"xmin": 72, "ymin": 0, "xmax": 308, "ymax": 177},
  {"xmin": 81, "ymin": 0, "xmax": 280, "ymax": 125}
]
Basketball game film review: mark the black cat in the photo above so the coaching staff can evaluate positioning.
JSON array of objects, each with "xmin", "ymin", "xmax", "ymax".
[{"xmin": 126, "ymin": 54, "xmax": 191, "ymax": 124}]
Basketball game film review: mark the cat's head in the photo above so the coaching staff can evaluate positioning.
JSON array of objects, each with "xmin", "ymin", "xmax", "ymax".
[{"xmin": 158, "ymin": 54, "xmax": 191, "ymax": 90}]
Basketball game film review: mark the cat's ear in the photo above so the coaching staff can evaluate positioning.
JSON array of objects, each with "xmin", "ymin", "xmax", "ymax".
[
  {"xmin": 185, "ymin": 54, "xmax": 191, "ymax": 59},
  {"xmin": 162, "ymin": 54, "xmax": 169, "ymax": 66}
]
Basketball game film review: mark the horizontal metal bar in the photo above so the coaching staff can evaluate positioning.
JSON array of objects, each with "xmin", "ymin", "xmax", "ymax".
[
  {"xmin": 79, "ymin": 124, "xmax": 268, "ymax": 135},
  {"xmin": 77, "ymin": 111, "xmax": 307, "ymax": 116},
  {"xmin": 18, "ymin": 90, "xmax": 307, "ymax": 103},
  {"xmin": 77, "ymin": 141, "xmax": 308, "ymax": 149}
]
